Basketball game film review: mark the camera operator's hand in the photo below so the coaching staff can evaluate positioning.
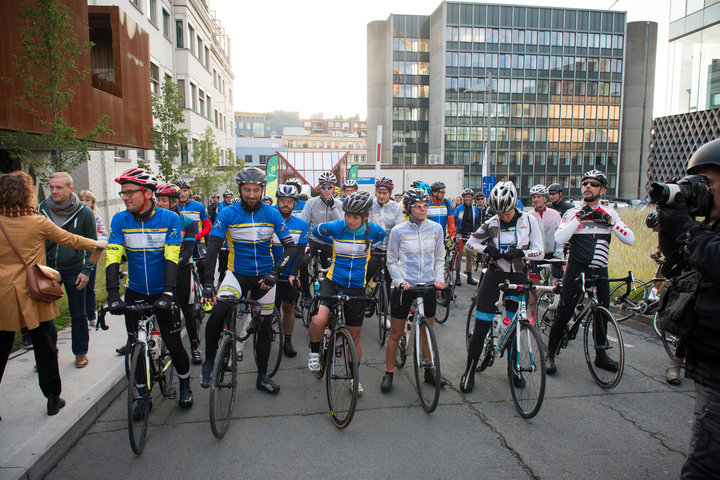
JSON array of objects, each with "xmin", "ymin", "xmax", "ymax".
[
  {"xmin": 658, "ymin": 194, "xmax": 695, "ymax": 240},
  {"xmin": 592, "ymin": 208, "xmax": 615, "ymax": 226},
  {"xmin": 484, "ymin": 243, "xmax": 502, "ymax": 261},
  {"xmin": 575, "ymin": 205, "xmax": 593, "ymax": 221}
]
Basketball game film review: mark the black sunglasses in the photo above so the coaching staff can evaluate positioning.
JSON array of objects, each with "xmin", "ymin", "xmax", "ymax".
[{"xmin": 582, "ymin": 181, "xmax": 602, "ymax": 188}]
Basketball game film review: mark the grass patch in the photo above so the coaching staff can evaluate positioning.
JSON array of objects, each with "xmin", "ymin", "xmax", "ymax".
[{"xmin": 608, "ymin": 206, "xmax": 659, "ymax": 297}]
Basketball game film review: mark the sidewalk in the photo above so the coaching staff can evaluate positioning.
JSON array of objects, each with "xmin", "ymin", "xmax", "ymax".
[{"xmin": 0, "ymin": 315, "xmax": 127, "ymax": 480}]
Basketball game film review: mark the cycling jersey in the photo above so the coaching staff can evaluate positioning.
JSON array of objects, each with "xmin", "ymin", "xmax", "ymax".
[
  {"xmin": 368, "ymin": 199, "xmax": 404, "ymax": 251},
  {"xmin": 217, "ymin": 200, "xmax": 232, "ymax": 213},
  {"xmin": 312, "ymin": 219, "xmax": 385, "ymax": 289},
  {"xmin": 210, "ymin": 202, "xmax": 292, "ymax": 276},
  {"xmin": 178, "ymin": 199, "xmax": 209, "ymax": 243},
  {"xmin": 386, "ymin": 218, "xmax": 445, "ymax": 287},
  {"xmin": 453, "ymin": 203, "xmax": 482, "ymax": 236},
  {"xmin": 555, "ymin": 205, "xmax": 634, "ymax": 268},
  {"xmin": 271, "ymin": 214, "xmax": 309, "ymax": 277},
  {"xmin": 427, "ymin": 197, "xmax": 456, "ymax": 237},
  {"xmin": 107, "ymin": 208, "xmax": 181, "ymax": 295},
  {"xmin": 528, "ymin": 206, "xmax": 563, "ymax": 259},
  {"xmin": 292, "ymin": 199, "xmax": 306, "ymax": 218},
  {"xmin": 302, "ymin": 196, "xmax": 342, "ymax": 243}
]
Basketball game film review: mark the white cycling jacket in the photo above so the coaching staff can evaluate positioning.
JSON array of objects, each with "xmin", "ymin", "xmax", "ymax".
[
  {"xmin": 369, "ymin": 199, "xmax": 404, "ymax": 250},
  {"xmin": 387, "ymin": 218, "xmax": 445, "ymax": 287},
  {"xmin": 302, "ymin": 196, "xmax": 343, "ymax": 244},
  {"xmin": 528, "ymin": 206, "xmax": 563, "ymax": 259}
]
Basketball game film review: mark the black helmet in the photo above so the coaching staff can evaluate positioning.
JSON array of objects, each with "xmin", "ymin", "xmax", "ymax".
[
  {"xmin": 687, "ymin": 138, "xmax": 720, "ymax": 174},
  {"xmin": 342, "ymin": 191, "xmax": 372, "ymax": 215},
  {"xmin": 403, "ymin": 187, "xmax": 430, "ymax": 213},
  {"xmin": 430, "ymin": 181, "xmax": 446, "ymax": 192},
  {"xmin": 582, "ymin": 169, "xmax": 608, "ymax": 187},
  {"xmin": 645, "ymin": 210, "xmax": 658, "ymax": 228},
  {"xmin": 548, "ymin": 183, "xmax": 563, "ymax": 194},
  {"xmin": 276, "ymin": 184, "xmax": 299, "ymax": 200},
  {"xmin": 222, "ymin": 190, "xmax": 233, "ymax": 197},
  {"xmin": 461, "ymin": 188, "xmax": 474, "ymax": 197},
  {"xmin": 236, "ymin": 167, "xmax": 267, "ymax": 187},
  {"xmin": 176, "ymin": 180, "xmax": 191, "ymax": 189}
]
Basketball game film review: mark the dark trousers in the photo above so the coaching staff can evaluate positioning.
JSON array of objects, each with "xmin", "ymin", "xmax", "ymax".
[
  {"xmin": 218, "ymin": 249, "xmax": 229, "ymax": 283},
  {"xmin": 682, "ymin": 381, "xmax": 720, "ymax": 479},
  {"xmin": 0, "ymin": 321, "xmax": 61, "ymax": 398},
  {"xmin": 60, "ymin": 266, "xmax": 89, "ymax": 355},
  {"xmin": 176, "ymin": 264, "xmax": 199, "ymax": 346},
  {"xmin": 85, "ymin": 267, "xmax": 97, "ymax": 321}
]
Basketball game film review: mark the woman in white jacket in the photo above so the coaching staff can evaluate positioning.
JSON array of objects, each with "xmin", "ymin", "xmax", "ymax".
[{"xmin": 460, "ymin": 182, "xmax": 544, "ymax": 393}]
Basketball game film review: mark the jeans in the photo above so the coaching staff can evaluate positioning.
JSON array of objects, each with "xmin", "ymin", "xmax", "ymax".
[
  {"xmin": 681, "ymin": 381, "xmax": 720, "ymax": 479},
  {"xmin": 59, "ymin": 266, "xmax": 89, "ymax": 355},
  {"xmin": 85, "ymin": 267, "xmax": 97, "ymax": 321}
]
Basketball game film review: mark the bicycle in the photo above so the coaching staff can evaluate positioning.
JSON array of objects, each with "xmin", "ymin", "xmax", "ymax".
[
  {"xmin": 233, "ymin": 299, "xmax": 284, "ymax": 379},
  {"xmin": 537, "ymin": 272, "xmax": 632, "ymax": 389},
  {"xmin": 531, "ymin": 258, "xmax": 566, "ymax": 346},
  {"xmin": 190, "ymin": 259, "xmax": 208, "ymax": 339},
  {"xmin": 118, "ymin": 303, "xmax": 177, "ymax": 454},
  {"xmin": 435, "ymin": 240, "xmax": 457, "ymax": 324},
  {"xmin": 300, "ymin": 248, "xmax": 329, "ymax": 328},
  {"xmin": 364, "ymin": 250, "xmax": 391, "ymax": 346},
  {"xmin": 610, "ymin": 254, "xmax": 665, "ymax": 322},
  {"xmin": 465, "ymin": 280, "xmax": 547, "ymax": 418},
  {"xmin": 309, "ymin": 292, "xmax": 373, "ymax": 428}
]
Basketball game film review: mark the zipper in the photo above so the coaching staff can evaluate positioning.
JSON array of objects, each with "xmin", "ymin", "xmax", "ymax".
[
  {"xmin": 347, "ymin": 230, "xmax": 355, "ymax": 288},
  {"xmin": 252, "ymin": 211, "xmax": 258, "ymax": 275},
  {"xmin": 416, "ymin": 222, "xmax": 423, "ymax": 284},
  {"xmin": 142, "ymin": 219, "xmax": 149, "ymax": 295}
]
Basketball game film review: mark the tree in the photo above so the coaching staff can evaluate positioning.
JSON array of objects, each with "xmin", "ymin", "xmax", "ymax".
[
  {"xmin": 185, "ymin": 126, "xmax": 243, "ymax": 200},
  {"xmin": 147, "ymin": 79, "xmax": 187, "ymax": 181},
  {"xmin": 0, "ymin": 0, "xmax": 114, "ymax": 178}
]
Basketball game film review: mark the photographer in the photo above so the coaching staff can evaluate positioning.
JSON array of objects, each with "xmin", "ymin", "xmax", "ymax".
[{"xmin": 655, "ymin": 138, "xmax": 720, "ymax": 479}]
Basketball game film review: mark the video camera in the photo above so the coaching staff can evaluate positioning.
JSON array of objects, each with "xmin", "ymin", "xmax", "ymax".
[{"xmin": 648, "ymin": 174, "xmax": 714, "ymax": 217}]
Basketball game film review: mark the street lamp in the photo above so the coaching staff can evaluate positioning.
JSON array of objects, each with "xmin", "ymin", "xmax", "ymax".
[
  {"xmin": 464, "ymin": 74, "xmax": 494, "ymax": 186},
  {"xmin": 391, "ymin": 140, "xmax": 407, "ymax": 191}
]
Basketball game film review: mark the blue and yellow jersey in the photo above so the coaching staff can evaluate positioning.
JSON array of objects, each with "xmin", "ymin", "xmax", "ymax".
[
  {"xmin": 292, "ymin": 199, "xmax": 306, "ymax": 218},
  {"xmin": 106, "ymin": 208, "xmax": 181, "ymax": 295},
  {"xmin": 178, "ymin": 199, "xmax": 209, "ymax": 243},
  {"xmin": 210, "ymin": 202, "xmax": 291, "ymax": 276},
  {"xmin": 271, "ymin": 215, "xmax": 309, "ymax": 277},
  {"xmin": 312, "ymin": 220, "xmax": 386, "ymax": 289},
  {"xmin": 427, "ymin": 198, "xmax": 455, "ymax": 236}
]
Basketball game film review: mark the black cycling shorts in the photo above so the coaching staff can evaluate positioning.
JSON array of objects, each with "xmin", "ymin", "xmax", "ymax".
[
  {"xmin": 276, "ymin": 277, "xmax": 299, "ymax": 304},
  {"xmin": 390, "ymin": 287, "xmax": 437, "ymax": 319},
  {"xmin": 317, "ymin": 278, "xmax": 367, "ymax": 327}
]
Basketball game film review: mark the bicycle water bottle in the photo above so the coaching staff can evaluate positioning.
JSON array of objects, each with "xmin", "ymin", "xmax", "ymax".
[
  {"xmin": 493, "ymin": 314, "xmax": 511, "ymax": 338},
  {"xmin": 150, "ymin": 329, "xmax": 161, "ymax": 360},
  {"xmin": 313, "ymin": 279, "xmax": 320, "ymax": 295}
]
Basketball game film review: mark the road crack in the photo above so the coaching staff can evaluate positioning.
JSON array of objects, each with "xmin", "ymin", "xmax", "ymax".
[{"xmin": 604, "ymin": 402, "xmax": 687, "ymax": 456}]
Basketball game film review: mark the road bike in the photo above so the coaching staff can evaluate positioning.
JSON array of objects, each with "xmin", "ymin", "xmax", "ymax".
[
  {"xmin": 465, "ymin": 281, "xmax": 547, "ymax": 418},
  {"xmin": 190, "ymin": 259, "xmax": 208, "ymax": 339},
  {"xmin": 537, "ymin": 272, "xmax": 632, "ymax": 389},
  {"xmin": 300, "ymin": 248, "xmax": 329, "ymax": 328},
  {"xmin": 435, "ymin": 240, "xmax": 457, "ymax": 324},
  {"xmin": 364, "ymin": 249, "xmax": 391, "ymax": 346},
  {"xmin": 610, "ymin": 255, "xmax": 665, "ymax": 322}
]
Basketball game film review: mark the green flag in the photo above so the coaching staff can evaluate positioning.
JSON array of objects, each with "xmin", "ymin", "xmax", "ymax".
[
  {"xmin": 348, "ymin": 165, "xmax": 359, "ymax": 181},
  {"xmin": 266, "ymin": 154, "xmax": 279, "ymax": 205}
]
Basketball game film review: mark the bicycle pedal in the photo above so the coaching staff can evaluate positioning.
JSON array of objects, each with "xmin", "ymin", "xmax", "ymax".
[
  {"xmin": 166, "ymin": 388, "xmax": 177, "ymax": 400},
  {"xmin": 237, "ymin": 350, "xmax": 244, "ymax": 362}
]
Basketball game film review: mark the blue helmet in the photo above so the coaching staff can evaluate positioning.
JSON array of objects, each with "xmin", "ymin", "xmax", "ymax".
[
  {"xmin": 411, "ymin": 180, "xmax": 431, "ymax": 195},
  {"xmin": 276, "ymin": 184, "xmax": 299, "ymax": 200}
]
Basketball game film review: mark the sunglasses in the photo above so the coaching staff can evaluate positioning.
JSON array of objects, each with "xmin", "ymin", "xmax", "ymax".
[
  {"xmin": 320, "ymin": 186, "xmax": 334, "ymax": 191},
  {"xmin": 582, "ymin": 181, "xmax": 602, "ymax": 188}
]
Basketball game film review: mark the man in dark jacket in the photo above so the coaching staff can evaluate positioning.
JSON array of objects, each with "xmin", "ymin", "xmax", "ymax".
[
  {"xmin": 38, "ymin": 172, "xmax": 97, "ymax": 368},
  {"xmin": 657, "ymin": 138, "xmax": 720, "ymax": 479},
  {"xmin": 547, "ymin": 183, "xmax": 574, "ymax": 218}
]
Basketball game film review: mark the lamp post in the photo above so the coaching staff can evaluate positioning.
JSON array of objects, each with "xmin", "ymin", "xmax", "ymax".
[
  {"xmin": 464, "ymin": 73, "xmax": 494, "ymax": 187},
  {"xmin": 391, "ymin": 140, "xmax": 407, "ymax": 191}
]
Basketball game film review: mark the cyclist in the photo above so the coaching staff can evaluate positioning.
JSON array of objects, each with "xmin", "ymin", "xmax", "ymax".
[
  {"xmin": 427, "ymin": 181, "xmax": 456, "ymax": 238},
  {"xmin": 341, "ymin": 179, "xmax": 359, "ymax": 200},
  {"xmin": 527, "ymin": 184, "xmax": 564, "ymax": 317},
  {"xmin": 307, "ymin": 191, "xmax": 385, "ymax": 395},
  {"xmin": 262, "ymin": 196, "xmax": 273, "ymax": 206},
  {"xmin": 177, "ymin": 180, "xmax": 211, "ymax": 281},
  {"xmin": 367, "ymin": 177, "xmax": 404, "ymax": 306},
  {"xmin": 545, "ymin": 170, "xmax": 635, "ymax": 375},
  {"xmin": 271, "ymin": 184, "xmax": 309, "ymax": 358},
  {"xmin": 199, "ymin": 167, "xmax": 296, "ymax": 394},
  {"xmin": 216, "ymin": 190, "xmax": 234, "ymax": 282},
  {"xmin": 381, "ymin": 187, "xmax": 447, "ymax": 392},
  {"xmin": 548, "ymin": 183, "xmax": 573, "ymax": 218},
  {"xmin": 106, "ymin": 168, "xmax": 194, "ymax": 410},
  {"xmin": 454, "ymin": 188, "xmax": 483, "ymax": 286},
  {"xmin": 460, "ymin": 181, "xmax": 543, "ymax": 393},
  {"xmin": 207, "ymin": 194, "xmax": 220, "ymax": 224},
  {"xmin": 155, "ymin": 184, "xmax": 203, "ymax": 364},
  {"xmin": 299, "ymin": 171, "xmax": 342, "ymax": 307},
  {"xmin": 285, "ymin": 178, "xmax": 306, "ymax": 217}
]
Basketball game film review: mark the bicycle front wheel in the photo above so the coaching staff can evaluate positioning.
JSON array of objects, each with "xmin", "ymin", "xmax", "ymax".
[
  {"xmin": 584, "ymin": 306, "xmax": 624, "ymax": 389},
  {"xmin": 377, "ymin": 285, "xmax": 389, "ymax": 347},
  {"xmin": 209, "ymin": 335, "xmax": 237, "ymax": 439},
  {"xmin": 610, "ymin": 279, "xmax": 647, "ymax": 322},
  {"xmin": 326, "ymin": 327, "xmax": 359, "ymax": 429},
  {"xmin": 253, "ymin": 308, "xmax": 283, "ymax": 377},
  {"xmin": 413, "ymin": 317, "xmax": 441, "ymax": 412},
  {"xmin": 507, "ymin": 322, "xmax": 546, "ymax": 419},
  {"xmin": 127, "ymin": 344, "xmax": 150, "ymax": 455}
]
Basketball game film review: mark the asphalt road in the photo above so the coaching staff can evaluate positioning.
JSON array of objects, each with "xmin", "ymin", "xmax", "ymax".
[{"xmin": 45, "ymin": 280, "xmax": 694, "ymax": 480}]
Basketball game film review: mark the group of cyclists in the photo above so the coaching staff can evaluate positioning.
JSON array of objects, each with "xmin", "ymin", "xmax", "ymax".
[{"xmin": 103, "ymin": 163, "xmax": 638, "ymax": 414}]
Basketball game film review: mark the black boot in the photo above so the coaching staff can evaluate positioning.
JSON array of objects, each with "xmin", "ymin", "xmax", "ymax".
[
  {"xmin": 178, "ymin": 377, "xmax": 194, "ymax": 408},
  {"xmin": 460, "ymin": 357, "xmax": 478, "ymax": 393},
  {"xmin": 380, "ymin": 371, "xmax": 393, "ymax": 393},
  {"xmin": 545, "ymin": 355, "xmax": 557, "ymax": 375},
  {"xmin": 283, "ymin": 337, "xmax": 297, "ymax": 357},
  {"xmin": 47, "ymin": 395, "xmax": 66, "ymax": 416},
  {"xmin": 466, "ymin": 272, "xmax": 477, "ymax": 285}
]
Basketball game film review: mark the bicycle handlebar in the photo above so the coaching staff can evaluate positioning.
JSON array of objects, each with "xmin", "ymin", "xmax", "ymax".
[
  {"xmin": 316, "ymin": 293, "xmax": 376, "ymax": 303},
  {"xmin": 218, "ymin": 296, "xmax": 261, "ymax": 307},
  {"xmin": 400, "ymin": 284, "xmax": 438, "ymax": 296}
]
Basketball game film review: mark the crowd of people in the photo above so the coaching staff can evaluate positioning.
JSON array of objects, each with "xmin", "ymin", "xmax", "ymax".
[{"xmin": 1, "ymin": 136, "xmax": 720, "ymax": 477}]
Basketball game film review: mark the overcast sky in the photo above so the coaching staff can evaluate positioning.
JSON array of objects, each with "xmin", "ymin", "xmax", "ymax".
[{"xmin": 212, "ymin": 0, "xmax": 670, "ymax": 119}]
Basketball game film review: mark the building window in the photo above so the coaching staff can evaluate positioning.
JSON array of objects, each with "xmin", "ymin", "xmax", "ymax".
[
  {"xmin": 137, "ymin": 149, "xmax": 145, "ymax": 160},
  {"xmin": 162, "ymin": 9, "xmax": 170, "ymax": 38},
  {"xmin": 177, "ymin": 79, "xmax": 186, "ymax": 107},
  {"xmin": 197, "ymin": 37, "xmax": 203, "ymax": 64},
  {"xmin": 150, "ymin": 62, "xmax": 159, "ymax": 96},
  {"xmin": 180, "ymin": 143, "xmax": 188, "ymax": 163},
  {"xmin": 115, "ymin": 148, "xmax": 126, "ymax": 160},
  {"xmin": 190, "ymin": 83, "xmax": 197, "ymax": 111},
  {"xmin": 188, "ymin": 25, "xmax": 195, "ymax": 53},
  {"xmin": 89, "ymin": 13, "xmax": 120, "ymax": 97},
  {"xmin": 206, "ymin": 95, "xmax": 211, "ymax": 119},
  {"xmin": 175, "ymin": 20, "xmax": 183, "ymax": 48},
  {"xmin": 149, "ymin": 0, "xmax": 157, "ymax": 24},
  {"xmin": 129, "ymin": 0, "xmax": 141, "ymax": 11},
  {"xmin": 198, "ymin": 89, "xmax": 205, "ymax": 116},
  {"xmin": 204, "ymin": 46, "xmax": 210, "ymax": 68}
]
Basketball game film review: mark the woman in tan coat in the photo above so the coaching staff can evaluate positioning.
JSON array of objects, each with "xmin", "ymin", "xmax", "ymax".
[{"xmin": 0, "ymin": 171, "xmax": 107, "ymax": 416}]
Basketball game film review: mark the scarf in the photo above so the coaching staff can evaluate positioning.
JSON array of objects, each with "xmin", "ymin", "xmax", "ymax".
[
  {"xmin": 45, "ymin": 192, "xmax": 80, "ymax": 226},
  {"xmin": 0, "ymin": 206, "xmax": 39, "ymax": 217}
]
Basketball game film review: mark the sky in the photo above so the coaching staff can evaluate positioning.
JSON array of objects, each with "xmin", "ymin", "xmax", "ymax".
[{"xmin": 211, "ymin": 0, "xmax": 670, "ymax": 119}]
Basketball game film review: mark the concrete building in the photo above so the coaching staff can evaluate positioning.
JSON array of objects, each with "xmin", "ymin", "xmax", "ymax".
[
  {"xmin": 235, "ymin": 111, "xmax": 304, "ymax": 138},
  {"xmin": 648, "ymin": 0, "xmax": 720, "ymax": 187},
  {"xmin": 368, "ymin": 2, "xmax": 656, "ymax": 201}
]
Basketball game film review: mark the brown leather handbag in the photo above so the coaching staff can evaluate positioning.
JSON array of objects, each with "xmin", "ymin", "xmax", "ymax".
[{"xmin": 0, "ymin": 219, "xmax": 65, "ymax": 303}]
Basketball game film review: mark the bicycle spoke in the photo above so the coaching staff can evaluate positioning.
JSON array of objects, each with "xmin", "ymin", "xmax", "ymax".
[
  {"xmin": 584, "ymin": 307, "xmax": 624, "ymax": 389},
  {"xmin": 326, "ymin": 328, "xmax": 358, "ymax": 429},
  {"xmin": 508, "ymin": 322, "xmax": 546, "ymax": 419}
]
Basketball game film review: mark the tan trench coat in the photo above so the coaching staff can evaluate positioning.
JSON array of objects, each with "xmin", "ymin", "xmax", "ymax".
[{"xmin": 0, "ymin": 214, "xmax": 97, "ymax": 331}]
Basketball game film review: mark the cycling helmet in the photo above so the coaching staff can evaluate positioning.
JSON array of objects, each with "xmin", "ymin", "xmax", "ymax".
[
  {"xmin": 582, "ymin": 169, "xmax": 608, "ymax": 187},
  {"xmin": 403, "ymin": 187, "xmax": 430, "ymax": 213},
  {"xmin": 461, "ymin": 188, "xmax": 474, "ymax": 197},
  {"xmin": 375, "ymin": 177, "xmax": 394, "ymax": 191},
  {"xmin": 286, "ymin": 178, "xmax": 302, "ymax": 189},
  {"xmin": 548, "ymin": 183, "xmax": 563, "ymax": 194},
  {"xmin": 529, "ymin": 184, "xmax": 549, "ymax": 198},
  {"xmin": 687, "ymin": 138, "xmax": 720, "ymax": 174},
  {"xmin": 115, "ymin": 168, "xmax": 158, "ymax": 190},
  {"xmin": 212, "ymin": 194, "xmax": 219, "ymax": 198},
  {"xmin": 318, "ymin": 171, "xmax": 337, "ymax": 186},
  {"xmin": 488, "ymin": 181, "xmax": 518, "ymax": 214},
  {"xmin": 411, "ymin": 180, "xmax": 431, "ymax": 194},
  {"xmin": 156, "ymin": 183, "xmax": 180, "ymax": 198},
  {"xmin": 276, "ymin": 184, "xmax": 299, "ymax": 200},
  {"xmin": 645, "ymin": 210, "xmax": 659, "ymax": 229},
  {"xmin": 262, "ymin": 196, "xmax": 272, "ymax": 203},
  {"xmin": 430, "ymin": 181, "xmax": 446, "ymax": 192},
  {"xmin": 176, "ymin": 180, "xmax": 191, "ymax": 189},
  {"xmin": 236, "ymin": 166, "xmax": 267, "ymax": 187},
  {"xmin": 222, "ymin": 190, "xmax": 233, "ymax": 196},
  {"xmin": 342, "ymin": 191, "xmax": 373, "ymax": 215},
  {"xmin": 343, "ymin": 179, "xmax": 358, "ymax": 189}
]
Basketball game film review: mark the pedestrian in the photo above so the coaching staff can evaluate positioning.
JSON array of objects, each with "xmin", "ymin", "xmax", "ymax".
[
  {"xmin": 207, "ymin": 194, "xmax": 220, "ymax": 224},
  {"xmin": 38, "ymin": 173, "xmax": 98, "ymax": 369},
  {"xmin": 78, "ymin": 190, "xmax": 109, "ymax": 328},
  {"xmin": 0, "ymin": 171, "xmax": 106, "ymax": 416}
]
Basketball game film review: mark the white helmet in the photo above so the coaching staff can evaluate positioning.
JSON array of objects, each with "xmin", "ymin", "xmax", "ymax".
[
  {"xmin": 318, "ymin": 171, "xmax": 337, "ymax": 186},
  {"xmin": 489, "ymin": 181, "xmax": 518, "ymax": 214},
  {"xmin": 529, "ymin": 184, "xmax": 549, "ymax": 199}
]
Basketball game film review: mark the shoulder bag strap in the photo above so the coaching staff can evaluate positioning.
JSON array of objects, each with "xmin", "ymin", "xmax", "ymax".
[{"xmin": 0, "ymin": 218, "xmax": 29, "ymax": 266}]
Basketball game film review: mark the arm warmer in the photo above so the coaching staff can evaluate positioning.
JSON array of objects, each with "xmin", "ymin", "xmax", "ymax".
[
  {"xmin": 290, "ymin": 242, "xmax": 307, "ymax": 277},
  {"xmin": 203, "ymin": 235, "xmax": 223, "ymax": 286},
  {"xmin": 106, "ymin": 262, "xmax": 120, "ymax": 294},
  {"xmin": 179, "ymin": 221, "xmax": 197, "ymax": 265},
  {"xmin": 195, "ymin": 218, "xmax": 212, "ymax": 241},
  {"xmin": 163, "ymin": 259, "xmax": 178, "ymax": 291},
  {"xmin": 272, "ymin": 235, "xmax": 296, "ymax": 276}
]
